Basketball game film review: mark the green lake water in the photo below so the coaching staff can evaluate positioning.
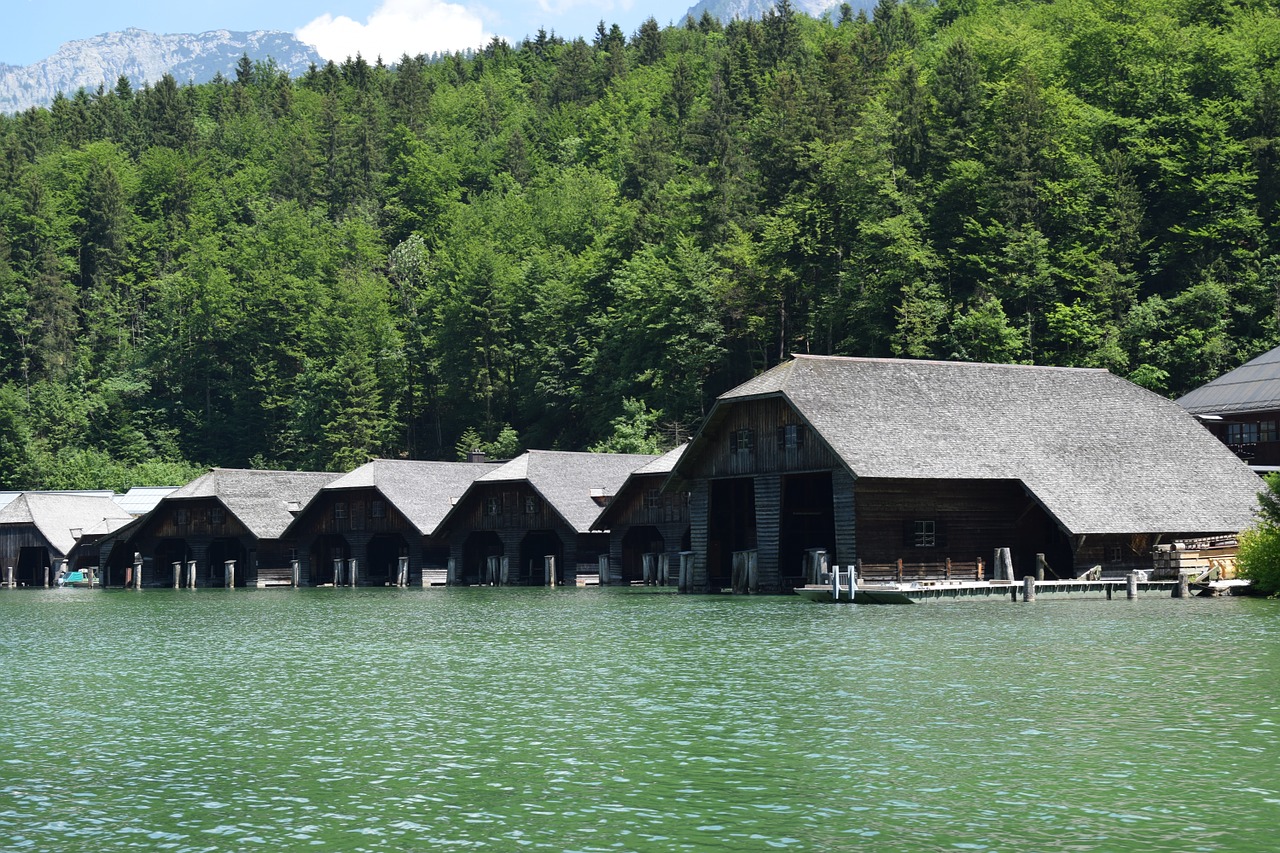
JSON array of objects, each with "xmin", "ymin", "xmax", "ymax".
[{"xmin": 1, "ymin": 588, "xmax": 1278, "ymax": 852}]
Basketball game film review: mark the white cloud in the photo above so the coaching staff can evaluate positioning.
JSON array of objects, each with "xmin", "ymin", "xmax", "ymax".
[
  {"xmin": 297, "ymin": 0, "xmax": 493, "ymax": 63},
  {"xmin": 536, "ymin": 0, "xmax": 634, "ymax": 16}
]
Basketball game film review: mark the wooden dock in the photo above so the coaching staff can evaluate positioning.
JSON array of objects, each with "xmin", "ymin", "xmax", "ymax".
[{"xmin": 797, "ymin": 577, "xmax": 1190, "ymax": 604}]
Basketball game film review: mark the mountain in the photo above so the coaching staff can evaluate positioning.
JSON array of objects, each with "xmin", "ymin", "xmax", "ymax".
[
  {"xmin": 0, "ymin": 28, "xmax": 323, "ymax": 114},
  {"xmin": 684, "ymin": 0, "xmax": 847, "ymax": 22}
]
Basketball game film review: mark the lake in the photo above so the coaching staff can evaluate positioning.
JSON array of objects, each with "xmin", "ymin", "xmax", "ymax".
[{"xmin": 1, "ymin": 588, "xmax": 1277, "ymax": 851}]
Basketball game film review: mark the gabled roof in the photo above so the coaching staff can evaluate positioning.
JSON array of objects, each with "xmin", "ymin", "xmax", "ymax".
[
  {"xmin": 1177, "ymin": 344, "xmax": 1280, "ymax": 416},
  {"xmin": 450, "ymin": 450, "xmax": 659, "ymax": 533},
  {"xmin": 0, "ymin": 493, "xmax": 134, "ymax": 556},
  {"xmin": 166, "ymin": 468, "xmax": 341, "ymax": 539},
  {"xmin": 312, "ymin": 459, "xmax": 500, "ymax": 536},
  {"xmin": 114, "ymin": 486, "xmax": 179, "ymax": 516},
  {"xmin": 677, "ymin": 355, "xmax": 1260, "ymax": 536},
  {"xmin": 592, "ymin": 444, "xmax": 689, "ymax": 531}
]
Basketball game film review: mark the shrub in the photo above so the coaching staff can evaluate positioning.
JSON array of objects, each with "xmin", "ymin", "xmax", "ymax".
[{"xmin": 1237, "ymin": 525, "xmax": 1280, "ymax": 597}]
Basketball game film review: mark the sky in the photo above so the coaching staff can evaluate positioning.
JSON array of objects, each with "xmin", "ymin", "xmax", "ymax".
[{"xmin": 2, "ymin": 0, "xmax": 697, "ymax": 67}]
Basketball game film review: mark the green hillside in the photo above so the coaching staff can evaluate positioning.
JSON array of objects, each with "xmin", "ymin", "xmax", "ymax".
[{"xmin": 1, "ymin": 0, "xmax": 1278, "ymax": 486}]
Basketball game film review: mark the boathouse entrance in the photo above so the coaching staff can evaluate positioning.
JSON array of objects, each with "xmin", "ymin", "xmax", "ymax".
[
  {"xmin": 461, "ymin": 531, "xmax": 503, "ymax": 585},
  {"xmin": 16, "ymin": 546, "xmax": 50, "ymax": 587},
  {"xmin": 309, "ymin": 535, "xmax": 350, "ymax": 585},
  {"xmin": 520, "ymin": 530, "xmax": 564, "ymax": 585},
  {"xmin": 208, "ymin": 538, "xmax": 248, "ymax": 587},
  {"xmin": 779, "ymin": 473, "xmax": 836, "ymax": 590},
  {"xmin": 366, "ymin": 534, "xmax": 407, "ymax": 586},
  {"xmin": 707, "ymin": 478, "xmax": 756, "ymax": 591},
  {"xmin": 620, "ymin": 526, "xmax": 664, "ymax": 585}
]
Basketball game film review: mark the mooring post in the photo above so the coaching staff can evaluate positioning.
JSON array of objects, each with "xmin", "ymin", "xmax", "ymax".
[
  {"xmin": 977, "ymin": 556, "xmax": 985, "ymax": 580},
  {"xmin": 332, "ymin": 558, "xmax": 343, "ymax": 587},
  {"xmin": 1036, "ymin": 553, "xmax": 1047, "ymax": 582},
  {"xmin": 133, "ymin": 554, "xmax": 143, "ymax": 590},
  {"xmin": 1126, "ymin": 572, "xmax": 1138, "ymax": 600},
  {"xmin": 348, "ymin": 559, "xmax": 357, "ymax": 588},
  {"xmin": 679, "ymin": 552, "xmax": 693, "ymax": 593},
  {"xmin": 398, "ymin": 556, "xmax": 409, "ymax": 588},
  {"xmin": 4, "ymin": 565, "xmax": 11, "ymax": 588},
  {"xmin": 1023, "ymin": 575, "xmax": 1037, "ymax": 603},
  {"xmin": 173, "ymin": 561, "xmax": 181, "ymax": 589},
  {"xmin": 500, "ymin": 556, "xmax": 509, "ymax": 586},
  {"xmin": 225, "ymin": 560, "xmax": 235, "ymax": 589},
  {"xmin": 1176, "ymin": 572, "xmax": 1190, "ymax": 599},
  {"xmin": 187, "ymin": 560, "xmax": 197, "ymax": 589},
  {"xmin": 291, "ymin": 559, "xmax": 300, "ymax": 588},
  {"xmin": 546, "ymin": 555, "xmax": 556, "ymax": 588}
]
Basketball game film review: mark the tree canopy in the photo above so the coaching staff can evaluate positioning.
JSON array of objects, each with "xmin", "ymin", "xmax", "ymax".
[{"xmin": 2, "ymin": 0, "xmax": 1279, "ymax": 486}]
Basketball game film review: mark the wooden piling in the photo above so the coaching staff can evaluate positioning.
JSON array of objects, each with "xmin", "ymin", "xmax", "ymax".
[
  {"xmin": 546, "ymin": 555, "xmax": 557, "ymax": 587},
  {"xmin": 679, "ymin": 552, "xmax": 692, "ymax": 593},
  {"xmin": 1176, "ymin": 572, "xmax": 1190, "ymax": 599},
  {"xmin": 348, "ymin": 559, "xmax": 357, "ymax": 588},
  {"xmin": 1126, "ymin": 572, "xmax": 1138, "ymax": 599},
  {"xmin": 1023, "ymin": 575, "xmax": 1037, "ymax": 602},
  {"xmin": 187, "ymin": 560, "xmax": 196, "ymax": 589},
  {"xmin": 292, "ymin": 559, "xmax": 300, "ymax": 588},
  {"xmin": 1036, "ymin": 553, "xmax": 1047, "ymax": 582},
  {"xmin": 5, "ymin": 564, "xmax": 12, "ymax": 588},
  {"xmin": 173, "ymin": 561, "xmax": 181, "ymax": 589},
  {"xmin": 133, "ymin": 554, "xmax": 143, "ymax": 590},
  {"xmin": 225, "ymin": 560, "xmax": 235, "ymax": 589},
  {"xmin": 397, "ymin": 556, "xmax": 409, "ymax": 588}
]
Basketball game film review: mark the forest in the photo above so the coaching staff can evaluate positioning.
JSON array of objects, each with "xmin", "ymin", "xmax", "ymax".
[{"xmin": 1, "ymin": 0, "xmax": 1279, "ymax": 488}]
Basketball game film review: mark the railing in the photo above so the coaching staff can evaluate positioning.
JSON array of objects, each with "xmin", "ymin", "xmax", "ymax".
[{"xmin": 857, "ymin": 557, "xmax": 985, "ymax": 584}]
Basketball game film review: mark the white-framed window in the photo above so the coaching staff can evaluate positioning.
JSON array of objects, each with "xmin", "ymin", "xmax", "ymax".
[
  {"xmin": 334, "ymin": 502, "xmax": 347, "ymax": 520},
  {"xmin": 913, "ymin": 520, "xmax": 936, "ymax": 548},
  {"xmin": 1227, "ymin": 422, "xmax": 1259, "ymax": 444}
]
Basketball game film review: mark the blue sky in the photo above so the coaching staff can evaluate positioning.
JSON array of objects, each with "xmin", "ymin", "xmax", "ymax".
[{"xmin": 4, "ymin": 0, "xmax": 696, "ymax": 67}]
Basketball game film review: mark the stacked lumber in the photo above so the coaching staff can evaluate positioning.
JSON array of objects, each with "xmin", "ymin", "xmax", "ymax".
[{"xmin": 1152, "ymin": 539, "xmax": 1237, "ymax": 581}]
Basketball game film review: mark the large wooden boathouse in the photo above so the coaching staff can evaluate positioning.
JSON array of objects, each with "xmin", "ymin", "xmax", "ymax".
[
  {"xmin": 667, "ymin": 356, "xmax": 1262, "ymax": 593},
  {"xmin": 0, "ymin": 493, "xmax": 133, "ymax": 586},
  {"xmin": 97, "ymin": 468, "xmax": 340, "ymax": 587},
  {"xmin": 439, "ymin": 450, "xmax": 657, "ymax": 585},
  {"xmin": 282, "ymin": 459, "xmax": 498, "ymax": 586}
]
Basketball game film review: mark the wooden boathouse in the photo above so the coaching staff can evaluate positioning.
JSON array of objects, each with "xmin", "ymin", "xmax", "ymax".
[
  {"xmin": 0, "ymin": 493, "xmax": 133, "ymax": 586},
  {"xmin": 439, "ymin": 450, "xmax": 657, "ymax": 586},
  {"xmin": 590, "ymin": 445, "xmax": 690, "ymax": 585},
  {"xmin": 1177, "ymin": 343, "xmax": 1280, "ymax": 468},
  {"xmin": 282, "ymin": 459, "xmax": 499, "ymax": 586},
  {"xmin": 667, "ymin": 356, "xmax": 1262, "ymax": 593},
  {"xmin": 97, "ymin": 468, "xmax": 340, "ymax": 587}
]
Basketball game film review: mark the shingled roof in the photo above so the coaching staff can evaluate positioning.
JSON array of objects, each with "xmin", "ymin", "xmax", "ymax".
[
  {"xmin": 0, "ymin": 493, "xmax": 133, "ymax": 556},
  {"xmin": 592, "ymin": 444, "xmax": 688, "ymax": 531},
  {"xmin": 460, "ymin": 450, "xmax": 659, "ymax": 533},
  {"xmin": 678, "ymin": 355, "xmax": 1260, "ymax": 536},
  {"xmin": 1177, "ymin": 344, "xmax": 1280, "ymax": 416},
  {"xmin": 166, "ymin": 468, "xmax": 341, "ymax": 539},
  {"xmin": 312, "ymin": 459, "xmax": 500, "ymax": 535}
]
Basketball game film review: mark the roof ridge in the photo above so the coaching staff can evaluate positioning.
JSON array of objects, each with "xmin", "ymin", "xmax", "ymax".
[{"xmin": 791, "ymin": 354, "xmax": 1107, "ymax": 373}]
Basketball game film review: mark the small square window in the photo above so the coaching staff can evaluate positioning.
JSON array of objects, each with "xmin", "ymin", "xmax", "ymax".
[
  {"xmin": 334, "ymin": 502, "xmax": 347, "ymax": 520},
  {"xmin": 913, "ymin": 520, "xmax": 935, "ymax": 548},
  {"xmin": 209, "ymin": 507, "xmax": 225, "ymax": 525},
  {"xmin": 645, "ymin": 489, "xmax": 662, "ymax": 510},
  {"xmin": 485, "ymin": 496, "xmax": 501, "ymax": 517},
  {"xmin": 175, "ymin": 508, "xmax": 190, "ymax": 526},
  {"xmin": 777, "ymin": 424, "xmax": 805, "ymax": 450},
  {"xmin": 524, "ymin": 496, "xmax": 538, "ymax": 514},
  {"xmin": 371, "ymin": 500, "xmax": 386, "ymax": 518},
  {"xmin": 1262, "ymin": 422, "xmax": 1277, "ymax": 443},
  {"xmin": 1107, "ymin": 545, "xmax": 1123, "ymax": 563},
  {"xmin": 731, "ymin": 428, "xmax": 754, "ymax": 453}
]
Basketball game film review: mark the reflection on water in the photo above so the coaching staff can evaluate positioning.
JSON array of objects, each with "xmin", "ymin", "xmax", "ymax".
[{"xmin": 1, "ymin": 588, "xmax": 1278, "ymax": 851}]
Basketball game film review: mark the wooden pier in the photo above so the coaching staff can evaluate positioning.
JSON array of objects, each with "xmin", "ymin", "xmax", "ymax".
[{"xmin": 798, "ymin": 576, "xmax": 1197, "ymax": 604}]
